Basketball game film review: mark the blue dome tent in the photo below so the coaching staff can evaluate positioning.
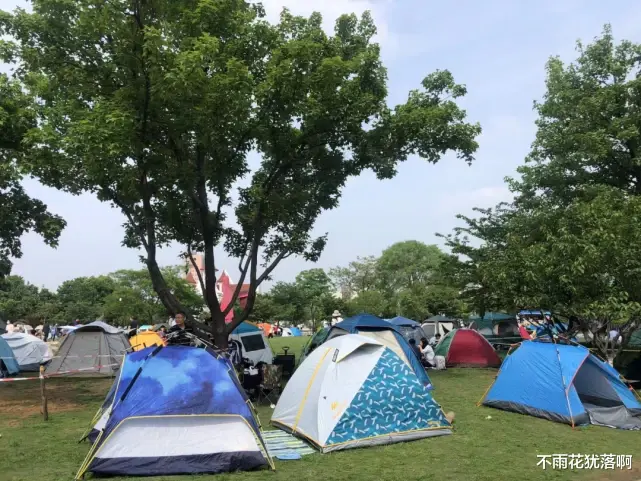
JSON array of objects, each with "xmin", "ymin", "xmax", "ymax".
[
  {"xmin": 327, "ymin": 313, "xmax": 433, "ymax": 389},
  {"xmin": 481, "ymin": 341, "xmax": 641, "ymax": 430},
  {"xmin": 77, "ymin": 345, "xmax": 274, "ymax": 478},
  {"xmin": 388, "ymin": 316, "xmax": 424, "ymax": 344},
  {"xmin": 230, "ymin": 322, "xmax": 274, "ymax": 365}
]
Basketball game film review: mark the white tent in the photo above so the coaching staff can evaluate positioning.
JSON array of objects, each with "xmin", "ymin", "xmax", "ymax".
[
  {"xmin": 271, "ymin": 334, "xmax": 451, "ymax": 453},
  {"xmin": 1, "ymin": 333, "xmax": 53, "ymax": 371},
  {"xmin": 230, "ymin": 323, "xmax": 273, "ymax": 365}
]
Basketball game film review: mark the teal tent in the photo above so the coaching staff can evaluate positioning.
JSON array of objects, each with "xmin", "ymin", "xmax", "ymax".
[{"xmin": 0, "ymin": 336, "xmax": 20, "ymax": 376}]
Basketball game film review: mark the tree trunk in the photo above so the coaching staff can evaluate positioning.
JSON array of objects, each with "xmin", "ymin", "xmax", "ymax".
[
  {"xmin": 211, "ymin": 309, "xmax": 228, "ymax": 349},
  {"xmin": 145, "ymin": 255, "xmax": 211, "ymax": 339}
]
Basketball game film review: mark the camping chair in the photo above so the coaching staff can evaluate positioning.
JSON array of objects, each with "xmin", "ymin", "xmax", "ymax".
[{"xmin": 257, "ymin": 364, "xmax": 283, "ymax": 406}]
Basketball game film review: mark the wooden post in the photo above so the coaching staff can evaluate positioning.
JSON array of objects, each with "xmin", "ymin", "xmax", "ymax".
[{"xmin": 39, "ymin": 365, "xmax": 49, "ymax": 421}]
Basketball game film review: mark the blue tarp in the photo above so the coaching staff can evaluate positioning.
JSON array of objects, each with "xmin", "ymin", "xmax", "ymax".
[
  {"xmin": 0, "ymin": 336, "xmax": 19, "ymax": 375},
  {"xmin": 84, "ymin": 346, "xmax": 269, "ymax": 476},
  {"xmin": 483, "ymin": 341, "xmax": 641, "ymax": 427}
]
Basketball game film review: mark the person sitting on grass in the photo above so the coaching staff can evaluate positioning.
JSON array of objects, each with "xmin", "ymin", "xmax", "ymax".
[{"xmin": 419, "ymin": 337, "xmax": 436, "ymax": 368}]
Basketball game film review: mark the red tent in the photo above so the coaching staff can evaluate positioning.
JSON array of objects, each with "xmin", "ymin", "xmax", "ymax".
[{"xmin": 434, "ymin": 329, "xmax": 501, "ymax": 368}]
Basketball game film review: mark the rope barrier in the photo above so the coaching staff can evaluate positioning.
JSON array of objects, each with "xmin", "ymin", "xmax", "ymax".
[
  {"xmin": 0, "ymin": 363, "xmax": 120, "ymax": 383},
  {"xmin": 0, "ymin": 354, "xmax": 125, "ymax": 360}
]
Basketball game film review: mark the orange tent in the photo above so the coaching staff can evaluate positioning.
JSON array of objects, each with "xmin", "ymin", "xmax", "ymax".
[
  {"xmin": 129, "ymin": 331, "xmax": 166, "ymax": 351},
  {"xmin": 256, "ymin": 323, "xmax": 274, "ymax": 337}
]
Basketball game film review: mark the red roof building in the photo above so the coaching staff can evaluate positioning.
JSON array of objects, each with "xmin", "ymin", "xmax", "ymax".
[{"xmin": 185, "ymin": 254, "xmax": 254, "ymax": 322}]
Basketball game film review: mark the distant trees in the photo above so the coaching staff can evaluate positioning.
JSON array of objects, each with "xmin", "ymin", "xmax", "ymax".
[
  {"xmin": 329, "ymin": 241, "xmax": 467, "ymax": 321},
  {"xmin": 0, "ymin": 266, "xmax": 202, "ymax": 325}
]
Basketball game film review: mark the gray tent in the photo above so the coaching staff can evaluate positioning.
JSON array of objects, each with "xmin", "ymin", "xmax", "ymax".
[{"xmin": 45, "ymin": 321, "xmax": 130, "ymax": 377}]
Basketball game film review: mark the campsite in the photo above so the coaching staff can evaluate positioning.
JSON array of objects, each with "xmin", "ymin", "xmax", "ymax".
[
  {"xmin": 0, "ymin": 334, "xmax": 639, "ymax": 481},
  {"xmin": 3, "ymin": 1, "xmax": 641, "ymax": 480},
  {"xmin": 2, "ymin": 317, "xmax": 641, "ymax": 481}
]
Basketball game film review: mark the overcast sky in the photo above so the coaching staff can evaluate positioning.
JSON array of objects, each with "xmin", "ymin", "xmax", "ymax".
[{"xmin": 3, "ymin": 0, "xmax": 641, "ymax": 290}]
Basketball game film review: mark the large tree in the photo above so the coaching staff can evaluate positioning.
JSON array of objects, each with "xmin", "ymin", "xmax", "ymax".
[
  {"xmin": 2, "ymin": 1, "xmax": 480, "ymax": 346},
  {"xmin": 441, "ymin": 27, "xmax": 641, "ymax": 363},
  {"xmin": 511, "ymin": 24, "xmax": 641, "ymax": 208},
  {"xmin": 329, "ymin": 255, "xmax": 378, "ymax": 298},
  {"xmin": 0, "ymin": 74, "xmax": 65, "ymax": 278}
]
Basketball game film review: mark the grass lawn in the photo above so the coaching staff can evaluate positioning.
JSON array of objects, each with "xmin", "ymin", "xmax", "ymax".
[{"xmin": 1, "ymin": 337, "xmax": 640, "ymax": 481}]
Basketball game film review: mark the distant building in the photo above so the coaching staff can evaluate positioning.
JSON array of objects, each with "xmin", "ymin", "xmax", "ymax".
[{"xmin": 185, "ymin": 253, "xmax": 258, "ymax": 322}]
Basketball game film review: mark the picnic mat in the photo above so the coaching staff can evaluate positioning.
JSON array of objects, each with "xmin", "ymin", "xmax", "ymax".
[{"xmin": 261, "ymin": 430, "xmax": 316, "ymax": 460}]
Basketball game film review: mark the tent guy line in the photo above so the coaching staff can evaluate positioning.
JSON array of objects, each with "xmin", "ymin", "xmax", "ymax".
[
  {"xmin": 0, "ymin": 363, "xmax": 120, "ymax": 382},
  {"xmin": 0, "ymin": 354, "xmax": 125, "ymax": 360}
]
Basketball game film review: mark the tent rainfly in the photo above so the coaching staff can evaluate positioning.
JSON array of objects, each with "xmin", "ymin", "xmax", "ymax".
[
  {"xmin": 480, "ymin": 341, "xmax": 641, "ymax": 429},
  {"xmin": 45, "ymin": 321, "xmax": 130, "ymax": 377},
  {"xmin": 1, "ymin": 333, "xmax": 53, "ymax": 371},
  {"xmin": 78, "ymin": 345, "xmax": 273, "ymax": 478},
  {"xmin": 272, "ymin": 334, "xmax": 451, "ymax": 452}
]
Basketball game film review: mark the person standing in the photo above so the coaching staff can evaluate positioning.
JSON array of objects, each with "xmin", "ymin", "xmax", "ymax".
[
  {"xmin": 6, "ymin": 321, "xmax": 15, "ymax": 334},
  {"xmin": 42, "ymin": 322, "xmax": 51, "ymax": 342}
]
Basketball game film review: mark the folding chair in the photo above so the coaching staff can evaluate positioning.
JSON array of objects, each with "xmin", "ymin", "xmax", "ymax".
[{"xmin": 258, "ymin": 364, "xmax": 283, "ymax": 406}]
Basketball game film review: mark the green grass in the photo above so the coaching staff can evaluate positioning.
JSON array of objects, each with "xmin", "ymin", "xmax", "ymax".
[
  {"xmin": 269, "ymin": 335, "xmax": 308, "ymax": 358},
  {"xmin": 1, "ymin": 340, "xmax": 639, "ymax": 481}
]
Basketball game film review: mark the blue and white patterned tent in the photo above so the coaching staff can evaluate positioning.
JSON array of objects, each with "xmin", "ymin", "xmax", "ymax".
[
  {"xmin": 77, "ymin": 345, "xmax": 273, "ymax": 478},
  {"xmin": 271, "ymin": 334, "xmax": 451, "ymax": 453}
]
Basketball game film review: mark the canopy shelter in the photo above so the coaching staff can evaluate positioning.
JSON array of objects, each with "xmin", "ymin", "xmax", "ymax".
[
  {"xmin": 481, "ymin": 341, "xmax": 641, "ymax": 430},
  {"xmin": 421, "ymin": 315, "xmax": 459, "ymax": 339},
  {"xmin": 434, "ymin": 329, "xmax": 501, "ymax": 368},
  {"xmin": 1, "ymin": 333, "xmax": 53, "ymax": 371},
  {"xmin": 78, "ymin": 345, "xmax": 273, "ymax": 478},
  {"xmin": 0, "ymin": 336, "xmax": 19, "ymax": 376},
  {"xmin": 45, "ymin": 321, "xmax": 130, "ymax": 377},
  {"xmin": 468, "ymin": 313, "xmax": 516, "ymax": 336},
  {"xmin": 230, "ymin": 322, "xmax": 274, "ymax": 365},
  {"xmin": 326, "ymin": 313, "xmax": 432, "ymax": 389},
  {"xmin": 272, "ymin": 334, "xmax": 450, "ymax": 453}
]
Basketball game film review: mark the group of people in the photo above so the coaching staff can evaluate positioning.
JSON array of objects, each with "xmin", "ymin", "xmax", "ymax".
[
  {"xmin": 4, "ymin": 321, "xmax": 59, "ymax": 341},
  {"xmin": 517, "ymin": 313, "xmax": 569, "ymax": 341}
]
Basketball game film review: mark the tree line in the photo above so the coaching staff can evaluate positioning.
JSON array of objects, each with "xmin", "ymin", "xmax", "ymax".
[
  {"xmin": 0, "ymin": 267, "xmax": 203, "ymax": 326},
  {"xmin": 248, "ymin": 240, "xmax": 465, "ymax": 329}
]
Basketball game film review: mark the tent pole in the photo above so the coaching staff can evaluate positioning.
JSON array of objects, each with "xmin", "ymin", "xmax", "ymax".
[{"xmin": 554, "ymin": 345, "xmax": 576, "ymax": 428}]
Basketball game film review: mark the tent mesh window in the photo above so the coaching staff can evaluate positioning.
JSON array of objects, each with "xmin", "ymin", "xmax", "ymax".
[
  {"xmin": 423, "ymin": 324, "xmax": 436, "ymax": 337},
  {"xmin": 242, "ymin": 334, "xmax": 267, "ymax": 352}
]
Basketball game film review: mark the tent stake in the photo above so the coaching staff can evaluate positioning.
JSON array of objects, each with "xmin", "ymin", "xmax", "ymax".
[{"xmin": 39, "ymin": 365, "xmax": 49, "ymax": 421}]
